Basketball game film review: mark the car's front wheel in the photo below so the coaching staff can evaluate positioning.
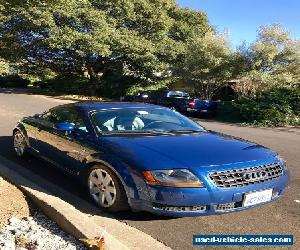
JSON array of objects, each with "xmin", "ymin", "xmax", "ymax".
[
  {"xmin": 87, "ymin": 165, "xmax": 129, "ymax": 212},
  {"xmin": 13, "ymin": 131, "xmax": 27, "ymax": 157}
]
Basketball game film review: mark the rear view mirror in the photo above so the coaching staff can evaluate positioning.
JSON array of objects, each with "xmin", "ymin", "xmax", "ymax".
[{"xmin": 54, "ymin": 122, "xmax": 75, "ymax": 132}]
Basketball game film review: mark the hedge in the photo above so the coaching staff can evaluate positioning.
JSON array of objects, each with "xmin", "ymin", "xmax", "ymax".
[{"xmin": 232, "ymin": 87, "xmax": 300, "ymax": 126}]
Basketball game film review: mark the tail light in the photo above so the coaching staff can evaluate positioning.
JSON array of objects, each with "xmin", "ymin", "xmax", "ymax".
[{"xmin": 188, "ymin": 101, "xmax": 196, "ymax": 108}]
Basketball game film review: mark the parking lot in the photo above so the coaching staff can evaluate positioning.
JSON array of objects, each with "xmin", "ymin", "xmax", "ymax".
[{"xmin": 0, "ymin": 90, "xmax": 299, "ymax": 250}]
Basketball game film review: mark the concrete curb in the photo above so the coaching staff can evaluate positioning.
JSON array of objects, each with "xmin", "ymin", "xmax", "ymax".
[
  {"xmin": 0, "ymin": 155, "xmax": 171, "ymax": 250},
  {"xmin": 0, "ymin": 161, "xmax": 129, "ymax": 250}
]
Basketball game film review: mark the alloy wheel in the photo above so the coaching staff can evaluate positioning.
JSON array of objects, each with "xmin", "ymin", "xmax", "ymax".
[
  {"xmin": 88, "ymin": 168, "xmax": 117, "ymax": 208},
  {"xmin": 14, "ymin": 132, "xmax": 26, "ymax": 157}
]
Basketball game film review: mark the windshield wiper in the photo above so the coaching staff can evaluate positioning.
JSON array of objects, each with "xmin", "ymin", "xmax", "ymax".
[
  {"xmin": 102, "ymin": 130, "xmax": 172, "ymax": 135},
  {"xmin": 168, "ymin": 129, "xmax": 205, "ymax": 134},
  {"xmin": 145, "ymin": 130, "xmax": 174, "ymax": 135},
  {"xmin": 102, "ymin": 129, "xmax": 204, "ymax": 136}
]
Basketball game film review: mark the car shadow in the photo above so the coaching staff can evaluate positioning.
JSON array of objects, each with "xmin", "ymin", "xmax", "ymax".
[
  {"xmin": 0, "ymin": 88, "xmax": 114, "ymax": 102},
  {"xmin": 0, "ymin": 135, "xmax": 173, "ymax": 222},
  {"xmin": 0, "ymin": 88, "xmax": 43, "ymax": 96},
  {"xmin": 0, "ymin": 88, "xmax": 29, "ymax": 94}
]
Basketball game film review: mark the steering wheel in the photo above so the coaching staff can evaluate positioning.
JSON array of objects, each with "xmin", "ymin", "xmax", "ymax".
[{"xmin": 114, "ymin": 116, "xmax": 135, "ymax": 130}]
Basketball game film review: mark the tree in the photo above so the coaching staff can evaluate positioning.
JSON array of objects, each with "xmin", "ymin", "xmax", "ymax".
[
  {"xmin": 0, "ymin": 0, "xmax": 211, "ymax": 95},
  {"xmin": 0, "ymin": 59, "xmax": 9, "ymax": 75},
  {"xmin": 234, "ymin": 24, "xmax": 300, "ymax": 96},
  {"xmin": 174, "ymin": 31, "xmax": 232, "ymax": 99}
]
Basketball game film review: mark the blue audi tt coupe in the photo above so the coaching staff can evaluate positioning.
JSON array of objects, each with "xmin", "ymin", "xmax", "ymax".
[{"xmin": 13, "ymin": 102, "xmax": 289, "ymax": 216}]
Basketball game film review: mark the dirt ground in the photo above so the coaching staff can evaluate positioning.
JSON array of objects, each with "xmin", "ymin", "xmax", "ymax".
[{"xmin": 0, "ymin": 177, "xmax": 30, "ymax": 229}]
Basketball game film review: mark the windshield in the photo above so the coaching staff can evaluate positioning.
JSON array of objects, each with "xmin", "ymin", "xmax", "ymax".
[{"xmin": 90, "ymin": 108, "xmax": 205, "ymax": 134}]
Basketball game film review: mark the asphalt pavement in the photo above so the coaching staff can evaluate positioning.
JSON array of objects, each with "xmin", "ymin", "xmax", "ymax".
[{"xmin": 0, "ymin": 89, "xmax": 299, "ymax": 250}]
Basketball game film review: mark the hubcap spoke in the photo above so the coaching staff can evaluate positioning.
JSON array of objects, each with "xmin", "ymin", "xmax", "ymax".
[
  {"xmin": 102, "ymin": 175, "xmax": 111, "ymax": 186},
  {"xmin": 90, "ymin": 186, "xmax": 100, "ymax": 194},
  {"xmin": 96, "ymin": 170, "xmax": 104, "ymax": 181},
  {"xmin": 106, "ymin": 186, "xmax": 116, "ymax": 194},
  {"xmin": 104, "ymin": 191, "xmax": 113, "ymax": 204},
  {"xmin": 90, "ymin": 176, "xmax": 101, "ymax": 186},
  {"xmin": 99, "ymin": 192, "xmax": 106, "ymax": 204}
]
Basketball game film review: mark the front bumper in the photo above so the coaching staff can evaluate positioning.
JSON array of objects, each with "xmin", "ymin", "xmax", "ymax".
[{"xmin": 129, "ymin": 170, "xmax": 289, "ymax": 217}]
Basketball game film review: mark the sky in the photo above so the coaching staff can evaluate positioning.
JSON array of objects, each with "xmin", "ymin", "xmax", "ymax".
[{"xmin": 177, "ymin": 0, "xmax": 300, "ymax": 48}]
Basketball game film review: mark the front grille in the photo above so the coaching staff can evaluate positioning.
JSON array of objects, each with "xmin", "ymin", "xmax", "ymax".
[
  {"xmin": 209, "ymin": 163, "xmax": 283, "ymax": 188},
  {"xmin": 153, "ymin": 203, "xmax": 207, "ymax": 212},
  {"xmin": 215, "ymin": 202, "xmax": 236, "ymax": 211}
]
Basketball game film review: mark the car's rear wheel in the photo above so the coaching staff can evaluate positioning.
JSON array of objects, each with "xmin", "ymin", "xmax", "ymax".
[
  {"xmin": 13, "ymin": 131, "xmax": 27, "ymax": 157},
  {"xmin": 87, "ymin": 165, "xmax": 129, "ymax": 212}
]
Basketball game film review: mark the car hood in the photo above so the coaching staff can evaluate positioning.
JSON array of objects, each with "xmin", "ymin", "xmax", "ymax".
[{"xmin": 101, "ymin": 132, "xmax": 277, "ymax": 169}]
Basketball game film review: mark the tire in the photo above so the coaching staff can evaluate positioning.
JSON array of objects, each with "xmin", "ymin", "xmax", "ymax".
[
  {"xmin": 13, "ymin": 130, "xmax": 28, "ymax": 157},
  {"xmin": 87, "ymin": 165, "xmax": 129, "ymax": 212}
]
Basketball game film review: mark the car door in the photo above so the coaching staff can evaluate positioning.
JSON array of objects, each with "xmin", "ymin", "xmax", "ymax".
[{"xmin": 34, "ymin": 106, "xmax": 96, "ymax": 175}]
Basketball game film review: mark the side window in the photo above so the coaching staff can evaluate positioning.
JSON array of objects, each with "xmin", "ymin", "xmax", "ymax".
[
  {"xmin": 40, "ymin": 111, "xmax": 58, "ymax": 123},
  {"xmin": 41, "ymin": 107, "xmax": 88, "ymax": 134}
]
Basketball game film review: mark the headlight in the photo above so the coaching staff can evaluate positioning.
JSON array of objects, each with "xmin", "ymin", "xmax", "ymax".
[
  {"xmin": 276, "ymin": 155, "xmax": 288, "ymax": 171},
  {"xmin": 142, "ymin": 169, "xmax": 204, "ymax": 188}
]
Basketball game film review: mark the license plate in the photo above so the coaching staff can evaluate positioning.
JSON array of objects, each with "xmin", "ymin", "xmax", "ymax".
[
  {"xmin": 243, "ymin": 189, "xmax": 273, "ymax": 207},
  {"xmin": 200, "ymin": 110, "xmax": 208, "ymax": 113}
]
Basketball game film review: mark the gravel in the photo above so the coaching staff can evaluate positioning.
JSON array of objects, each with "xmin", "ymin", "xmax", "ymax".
[
  {"xmin": 0, "ymin": 177, "xmax": 30, "ymax": 229},
  {"xmin": 0, "ymin": 212, "xmax": 87, "ymax": 250}
]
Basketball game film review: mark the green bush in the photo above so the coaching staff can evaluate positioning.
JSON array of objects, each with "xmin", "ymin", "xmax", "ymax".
[
  {"xmin": 35, "ymin": 73, "xmax": 170, "ymax": 98},
  {"xmin": 232, "ymin": 88, "xmax": 300, "ymax": 126},
  {"xmin": 0, "ymin": 75, "xmax": 30, "ymax": 88},
  {"xmin": 38, "ymin": 75, "xmax": 89, "ymax": 94}
]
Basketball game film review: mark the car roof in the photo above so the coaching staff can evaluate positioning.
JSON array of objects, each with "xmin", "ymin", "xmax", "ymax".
[
  {"xmin": 71, "ymin": 102, "xmax": 163, "ymax": 111},
  {"xmin": 145, "ymin": 90, "xmax": 189, "ymax": 95}
]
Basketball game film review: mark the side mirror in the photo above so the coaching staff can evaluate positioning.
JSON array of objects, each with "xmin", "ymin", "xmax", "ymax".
[{"xmin": 54, "ymin": 122, "xmax": 75, "ymax": 132}]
